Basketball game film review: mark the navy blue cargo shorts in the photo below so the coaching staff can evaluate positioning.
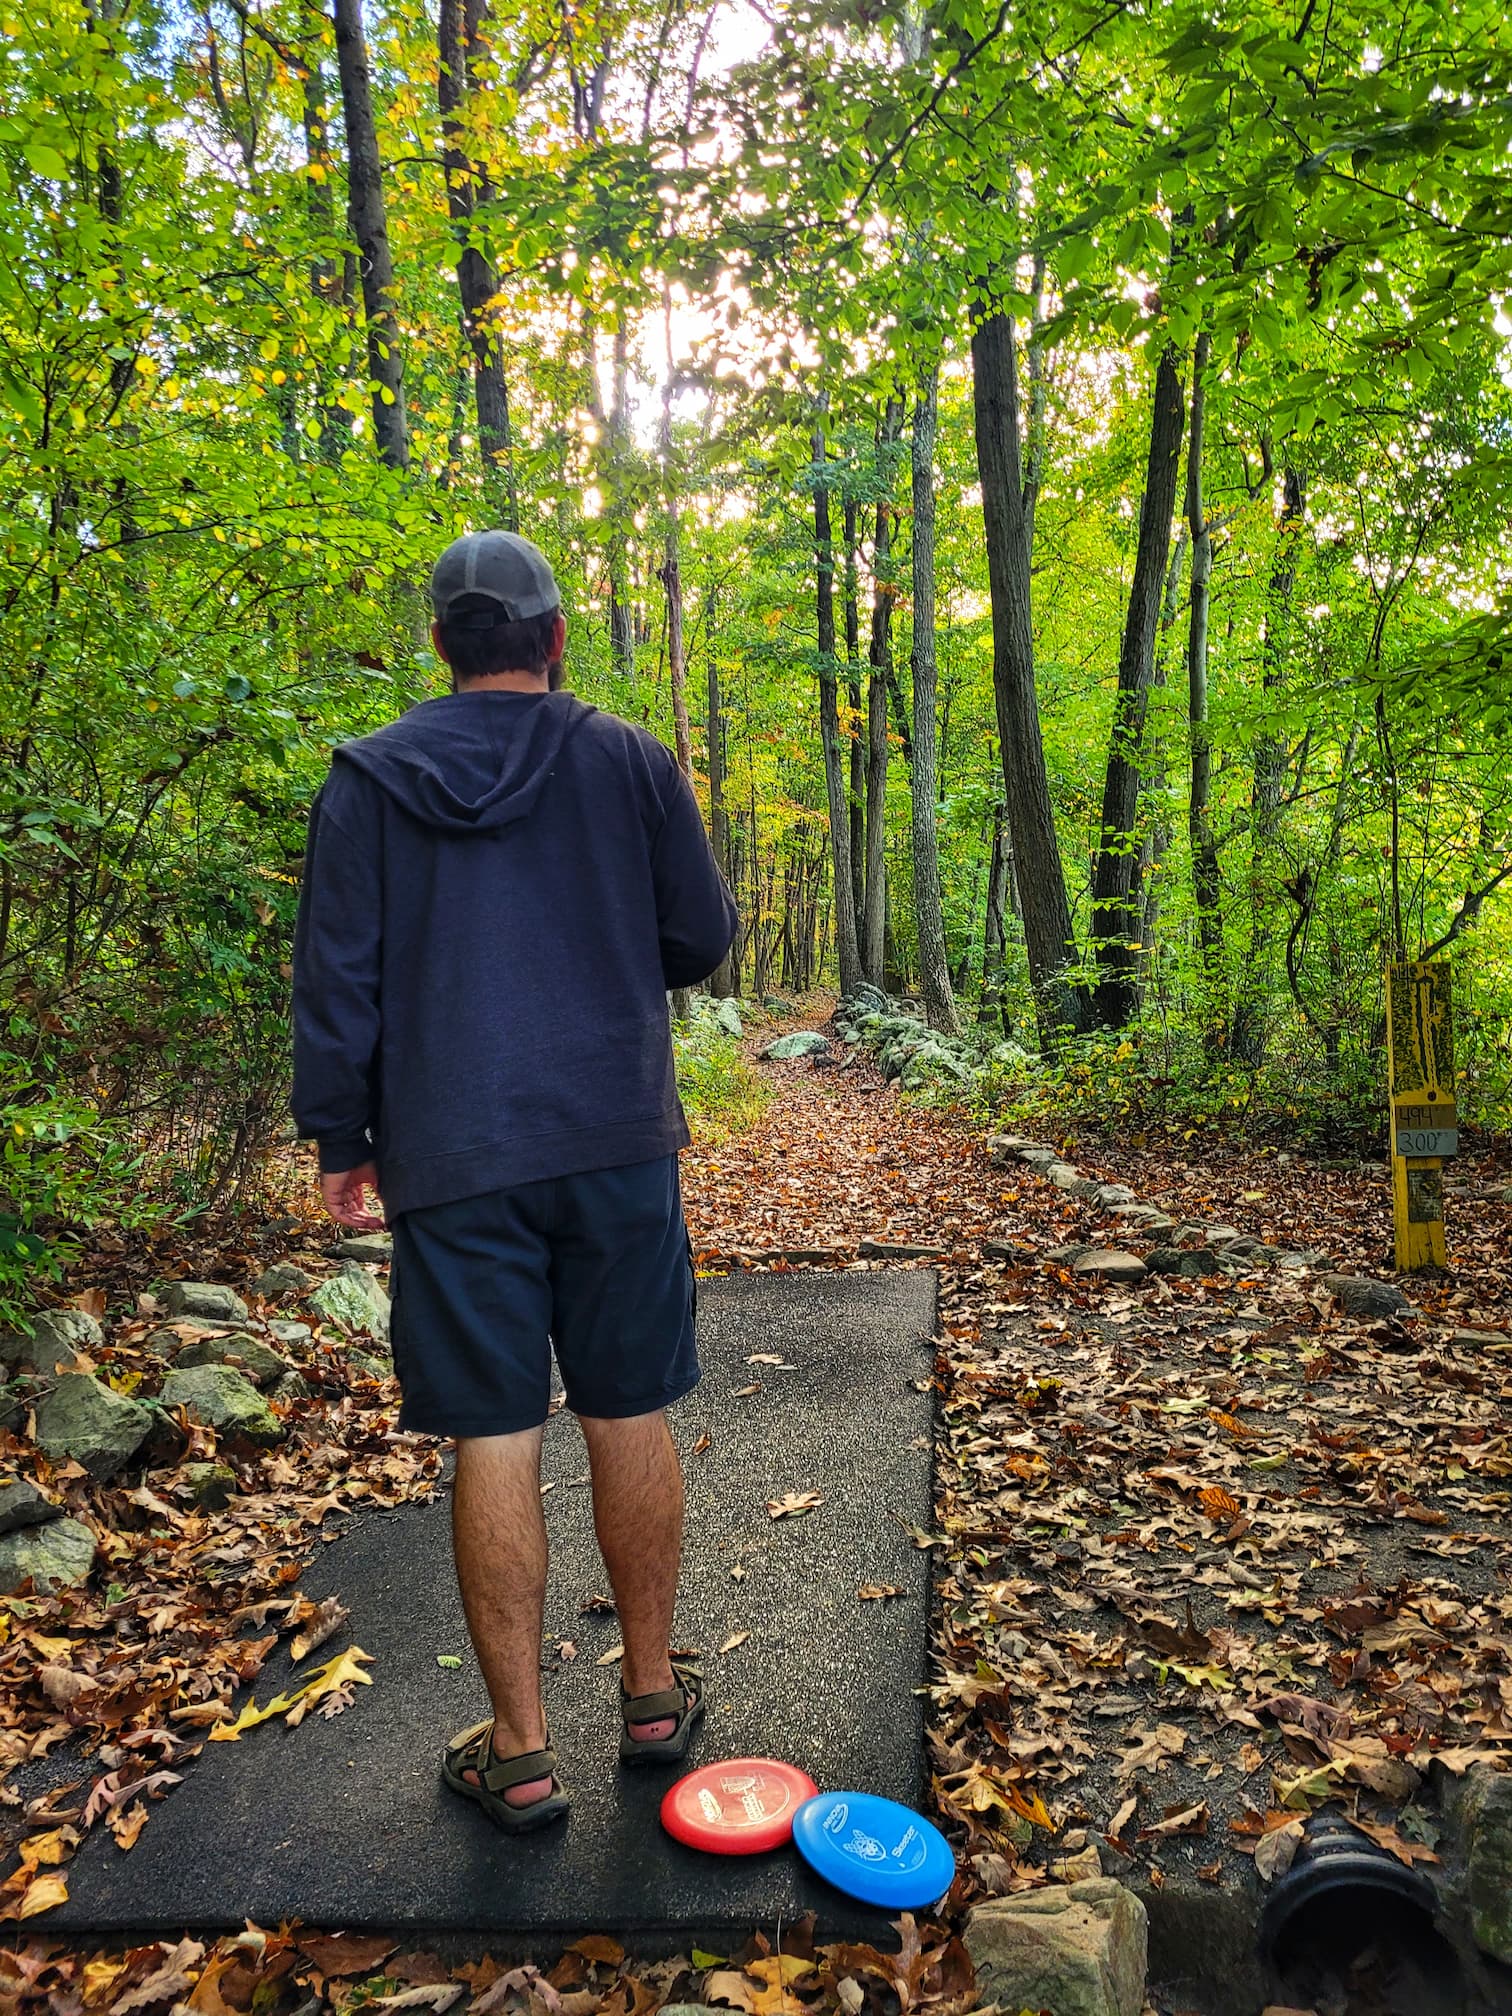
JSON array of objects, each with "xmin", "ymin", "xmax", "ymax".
[{"xmin": 387, "ymin": 1153, "xmax": 700, "ymax": 1439}]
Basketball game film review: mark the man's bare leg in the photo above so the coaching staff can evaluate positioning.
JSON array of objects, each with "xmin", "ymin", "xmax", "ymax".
[
  {"xmin": 451, "ymin": 1428, "xmax": 554, "ymax": 1805},
  {"xmin": 579, "ymin": 1410, "xmax": 685, "ymax": 1741}
]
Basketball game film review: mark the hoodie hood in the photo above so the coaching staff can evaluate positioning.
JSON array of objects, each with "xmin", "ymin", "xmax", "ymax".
[{"xmin": 333, "ymin": 689, "xmax": 595, "ymax": 833}]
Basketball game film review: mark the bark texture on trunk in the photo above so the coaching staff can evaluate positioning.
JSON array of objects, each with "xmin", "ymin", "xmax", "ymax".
[
  {"xmin": 1230, "ymin": 462, "xmax": 1305, "ymax": 1064},
  {"xmin": 970, "ymin": 306, "xmax": 1091, "ymax": 1041},
  {"xmin": 862, "ymin": 441, "xmax": 898, "ymax": 986},
  {"xmin": 843, "ymin": 497, "xmax": 865, "ymax": 933},
  {"xmin": 437, "ymin": 0, "xmax": 517, "ymax": 523},
  {"xmin": 908, "ymin": 366, "xmax": 957, "ymax": 1033},
  {"xmin": 1089, "ymin": 341, "xmax": 1184, "ymax": 1026},
  {"xmin": 706, "ymin": 616, "xmax": 735, "ymax": 998},
  {"xmin": 814, "ymin": 425, "xmax": 863, "ymax": 996},
  {"xmin": 332, "ymin": 0, "xmax": 408, "ymax": 470},
  {"xmin": 1185, "ymin": 331, "xmax": 1223, "ymax": 1002}
]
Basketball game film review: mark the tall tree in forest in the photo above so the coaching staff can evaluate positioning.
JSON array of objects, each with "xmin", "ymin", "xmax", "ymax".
[
  {"xmin": 437, "ymin": 0, "xmax": 517, "ymax": 522},
  {"xmin": 813, "ymin": 420, "xmax": 863, "ymax": 995},
  {"xmin": 332, "ymin": 0, "xmax": 408, "ymax": 470},
  {"xmin": 908, "ymin": 367, "xmax": 957, "ymax": 1032},
  {"xmin": 970, "ymin": 303, "xmax": 1092, "ymax": 1040},
  {"xmin": 1089, "ymin": 342, "xmax": 1185, "ymax": 1027},
  {"xmin": 843, "ymin": 495, "xmax": 866, "ymax": 931},
  {"xmin": 1230, "ymin": 460, "xmax": 1306, "ymax": 1063},
  {"xmin": 1185, "ymin": 330, "xmax": 1223, "ymax": 1008},
  {"xmin": 705, "ymin": 590, "xmax": 735, "ymax": 998},
  {"xmin": 861, "ymin": 405, "xmax": 902, "ymax": 984}
]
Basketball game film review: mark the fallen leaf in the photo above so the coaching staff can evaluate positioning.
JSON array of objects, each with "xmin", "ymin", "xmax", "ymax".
[
  {"xmin": 209, "ymin": 1645, "xmax": 373, "ymax": 1741},
  {"xmin": 596, "ymin": 1643, "xmax": 624, "ymax": 1666},
  {"xmin": 108, "ymin": 1803, "xmax": 148, "ymax": 1851},
  {"xmin": 112, "ymin": 1938, "xmax": 205, "ymax": 2012},
  {"xmin": 14, "ymin": 1871, "xmax": 68, "ymax": 1919},
  {"xmin": 702, "ymin": 1973, "xmax": 756, "ymax": 2013},
  {"xmin": 291, "ymin": 1594, "xmax": 350, "ymax": 1663},
  {"xmin": 767, "ymin": 1491, "xmax": 823, "ymax": 1519},
  {"xmin": 858, "ymin": 1584, "xmax": 905, "ymax": 1602},
  {"xmin": 372, "ymin": 1987, "xmax": 464, "ymax": 2012},
  {"xmin": 719, "ymin": 1631, "xmax": 750, "ymax": 1656},
  {"xmin": 295, "ymin": 1932, "xmax": 399, "ymax": 1978},
  {"xmin": 1254, "ymin": 1818, "xmax": 1305, "ymax": 1883}
]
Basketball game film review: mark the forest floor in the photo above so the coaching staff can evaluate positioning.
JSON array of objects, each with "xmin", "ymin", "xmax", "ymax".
[{"xmin": 2, "ymin": 997, "xmax": 1510, "ymax": 2016}]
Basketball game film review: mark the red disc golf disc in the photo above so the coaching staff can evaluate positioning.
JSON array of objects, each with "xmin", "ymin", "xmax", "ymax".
[{"xmin": 661, "ymin": 1759, "xmax": 820, "ymax": 1855}]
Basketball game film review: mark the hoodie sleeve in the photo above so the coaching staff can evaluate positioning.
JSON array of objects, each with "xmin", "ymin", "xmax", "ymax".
[
  {"xmin": 291, "ymin": 773, "xmax": 382, "ymax": 1174},
  {"xmin": 650, "ymin": 753, "xmax": 739, "ymax": 989}
]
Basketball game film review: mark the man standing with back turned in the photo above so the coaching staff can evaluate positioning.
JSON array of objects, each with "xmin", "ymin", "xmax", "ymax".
[{"xmin": 291, "ymin": 530, "xmax": 738, "ymax": 1833}]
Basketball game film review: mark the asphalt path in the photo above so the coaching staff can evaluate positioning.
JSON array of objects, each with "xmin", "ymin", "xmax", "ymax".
[{"xmin": 54, "ymin": 1268, "xmax": 938, "ymax": 1945}]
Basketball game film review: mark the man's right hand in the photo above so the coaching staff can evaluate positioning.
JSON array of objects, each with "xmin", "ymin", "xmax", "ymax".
[{"xmin": 320, "ymin": 1162, "xmax": 385, "ymax": 1231}]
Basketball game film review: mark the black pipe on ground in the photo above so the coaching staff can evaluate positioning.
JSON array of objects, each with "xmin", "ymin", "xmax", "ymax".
[{"xmin": 1262, "ymin": 1813, "xmax": 1466, "ymax": 2015}]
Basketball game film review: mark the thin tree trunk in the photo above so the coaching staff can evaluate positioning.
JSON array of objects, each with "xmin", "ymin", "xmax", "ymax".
[
  {"xmin": 843, "ymin": 496, "xmax": 865, "ymax": 934},
  {"xmin": 908, "ymin": 365, "xmax": 957, "ymax": 1032},
  {"xmin": 1134, "ymin": 523, "xmax": 1188, "ymax": 963},
  {"xmin": 1230, "ymin": 462, "xmax": 1305, "ymax": 1065},
  {"xmin": 437, "ymin": 0, "xmax": 517, "ymax": 523},
  {"xmin": 1185, "ymin": 331, "xmax": 1223, "ymax": 1010},
  {"xmin": 979, "ymin": 801, "xmax": 1010, "ymax": 1030},
  {"xmin": 1089, "ymin": 341, "xmax": 1184, "ymax": 1026},
  {"xmin": 970, "ymin": 306, "xmax": 1091, "ymax": 1042},
  {"xmin": 608, "ymin": 323, "xmax": 635, "ymax": 682},
  {"xmin": 862, "ymin": 434, "xmax": 898, "ymax": 986},
  {"xmin": 705, "ymin": 589, "xmax": 734, "ymax": 998},
  {"xmin": 814, "ymin": 421, "xmax": 863, "ymax": 996},
  {"xmin": 332, "ymin": 0, "xmax": 408, "ymax": 470}
]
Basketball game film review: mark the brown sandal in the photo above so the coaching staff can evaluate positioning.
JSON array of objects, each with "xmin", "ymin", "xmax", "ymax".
[
  {"xmin": 441, "ymin": 1719, "xmax": 570, "ymax": 1832},
  {"xmin": 619, "ymin": 1658, "xmax": 705, "ymax": 1764}
]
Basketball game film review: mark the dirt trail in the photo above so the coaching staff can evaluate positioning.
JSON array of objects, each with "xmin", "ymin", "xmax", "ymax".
[{"xmin": 685, "ymin": 1027, "xmax": 1512, "ymax": 1947}]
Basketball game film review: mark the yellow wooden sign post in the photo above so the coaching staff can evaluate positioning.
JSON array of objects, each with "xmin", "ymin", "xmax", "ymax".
[{"xmin": 1385, "ymin": 961, "xmax": 1455, "ymax": 1271}]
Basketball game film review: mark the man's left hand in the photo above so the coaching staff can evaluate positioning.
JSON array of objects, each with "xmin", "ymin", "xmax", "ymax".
[{"xmin": 320, "ymin": 1162, "xmax": 385, "ymax": 1231}]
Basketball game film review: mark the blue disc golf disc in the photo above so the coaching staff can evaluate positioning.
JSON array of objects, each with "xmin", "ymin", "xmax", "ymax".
[{"xmin": 791, "ymin": 1791, "xmax": 955, "ymax": 1909}]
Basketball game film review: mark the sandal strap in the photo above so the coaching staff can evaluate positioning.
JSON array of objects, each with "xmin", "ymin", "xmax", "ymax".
[
  {"xmin": 623, "ymin": 1660, "xmax": 702, "ymax": 1723},
  {"xmin": 453, "ymin": 1719, "xmax": 558, "ymax": 1794}
]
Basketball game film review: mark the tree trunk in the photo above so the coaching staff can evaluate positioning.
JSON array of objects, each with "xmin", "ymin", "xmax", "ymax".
[
  {"xmin": 332, "ymin": 0, "xmax": 408, "ymax": 470},
  {"xmin": 970, "ymin": 306, "xmax": 1091, "ymax": 1042},
  {"xmin": 1089, "ymin": 341, "xmax": 1184, "ymax": 1027},
  {"xmin": 705, "ymin": 595, "xmax": 734, "ymax": 999},
  {"xmin": 908, "ymin": 366, "xmax": 957, "ymax": 1033},
  {"xmin": 1185, "ymin": 331, "xmax": 1223, "ymax": 1010},
  {"xmin": 814, "ymin": 422, "xmax": 863, "ymax": 996},
  {"xmin": 299, "ymin": 51, "xmax": 354, "ymax": 454},
  {"xmin": 607, "ymin": 323, "xmax": 636, "ymax": 682},
  {"xmin": 843, "ymin": 496, "xmax": 865, "ymax": 933},
  {"xmin": 862, "ymin": 440, "xmax": 897, "ymax": 986},
  {"xmin": 437, "ymin": 0, "xmax": 517, "ymax": 523},
  {"xmin": 1230, "ymin": 462, "xmax": 1305, "ymax": 1065},
  {"xmin": 979, "ymin": 800, "xmax": 1010, "ymax": 1031}
]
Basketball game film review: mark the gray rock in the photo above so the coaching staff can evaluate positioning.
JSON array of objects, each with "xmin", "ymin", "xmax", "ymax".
[
  {"xmin": 0, "ymin": 1479, "xmax": 61, "ymax": 1534},
  {"xmin": 1222, "ymin": 1237, "xmax": 1275, "ymax": 1264},
  {"xmin": 705, "ymin": 997, "xmax": 743, "ymax": 1039},
  {"xmin": 179, "ymin": 1461, "xmax": 238, "ymax": 1511},
  {"xmin": 1107, "ymin": 1202, "xmax": 1165, "ymax": 1222},
  {"xmin": 1, "ymin": 1307, "xmax": 104, "ymax": 1374},
  {"xmin": 857, "ymin": 1239, "xmax": 945, "ymax": 1259},
  {"xmin": 984, "ymin": 1240, "xmax": 1037, "ymax": 1265},
  {"xmin": 1322, "ymin": 1272, "xmax": 1411, "ymax": 1319},
  {"xmin": 760, "ymin": 1030, "xmax": 831, "ymax": 1061},
  {"xmin": 1204, "ymin": 1224, "xmax": 1242, "ymax": 1245},
  {"xmin": 1093, "ymin": 1183, "xmax": 1137, "ymax": 1207},
  {"xmin": 1019, "ymin": 1147, "xmax": 1062, "ymax": 1171},
  {"xmin": 310, "ymin": 1262, "xmax": 391, "ymax": 1341},
  {"xmin": 1169, "ymin": 1222, "xmax": 1211, "ymax": 1249},
  {"xmin": 1047, "ymin": 1162, "xmax": 1084, "ymax": 1189},
  {"xmin": 160, "ymin": 1364, "xmax": 283, "ymax": 1447},
  {"xmin": 269, "ymin": 1319, "xmax": 313, "ymax": 1345},
  {"xmin": 33, "ymin": 1375, "xmax": 156, "ymax": 1481},
  {"xmin": 1146, "ymin": 1246, "xmax": 1222, "ymax": 1278},
  {"xmin": 966, "ymin": 1877, "xmax": 1148, "ymax": 2016},
  {"xmin": 900, "ymin": 1043, "xmax": 971, "ymax": 1089},
  {"xmin": 269, "ymin": 1370, "xmax": 311, "ymax": 1404},
  {"xmin": 1067, "ymin": 1176, "xmax": 1105, "ymax": 1200},
  {"xmin": 160, "ymin": 1282, "xmax": 249, "ymax": 1324},
  {"xmin": 173, "ymin": 1332, "xmax": 291, "ymax": 1388},
  {"xmin": 328, "ymin": 1234, "xmax": 393, "ymax": 1264},
  {"xmin": 346, "ymin": 1349, "xmax": 393, "ymax": 1381},
  {"xmin": 842, "ymin": 982, "xmax": 889, "ymax": 1016},
  {"xmin": 1457, "ymin": 1767, "xmax": 1512, "ymax": 1962},
  {"xmin": 987, "ymin": 1134, "xmax": 1047, "ymax": 1166},
  {"xmin": 1274, "ymin": 1248, "xmax": 1327, "ymax": 1271},
  {"xmin": 1450, "ymin": 1328, "xmax": 1511, "ymax": 1348},
  {"xmin": 988, "ymin": 1040, "xmax": 1030, "ymax": 1066},
  {"xmin": 1046, "ymin": 1243, "xmax": 1096, "ymax": 1265},
  {"xmin": 0, "ymin": 1516, "xmax": 96, "ymax": 1594},
  {"xmin": 252, "ymin": 1261, "xmax": 314, "ymax": 1301},
  {"xmin": 1072, "ymin": 1250, "xmax": 1148, "ymax": 1285}
]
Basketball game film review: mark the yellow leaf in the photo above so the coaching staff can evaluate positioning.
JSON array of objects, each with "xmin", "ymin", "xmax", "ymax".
[
  {"xmin": 209, "ymin": 1645, "xmax": 373, "ymax": 1741},
  {"xmin": 82, "ymin": 1958, "xmax": 127, "ymax": 2003},
  {"xmin": 19, "ymin": 1828, "xmax": 75, "ymax": 1870},
  {"xmin": 18, "ymin": 1871, "xmax": 68, "ymax": 1918}
]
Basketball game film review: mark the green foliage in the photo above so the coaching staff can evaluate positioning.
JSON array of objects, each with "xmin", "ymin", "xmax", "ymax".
[{"xmin": 673, "ymin": 1020, "xmax": 772, "ymax": 1145}]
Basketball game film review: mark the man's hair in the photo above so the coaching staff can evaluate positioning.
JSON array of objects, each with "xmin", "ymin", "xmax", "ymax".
[{"xmin": 437, "ymin": 596, "xmax": 561, "ymax": 683}]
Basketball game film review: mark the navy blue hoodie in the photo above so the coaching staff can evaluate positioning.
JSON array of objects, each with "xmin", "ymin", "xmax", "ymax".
[{"xmin": 290, "ymin": 690, "xmax": 738, "ymax": 1219}]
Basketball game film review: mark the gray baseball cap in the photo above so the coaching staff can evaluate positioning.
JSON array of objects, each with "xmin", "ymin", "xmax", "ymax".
[{"xmin": 429, "ymin": 530, "xmax": 561, "ymax": 626}]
